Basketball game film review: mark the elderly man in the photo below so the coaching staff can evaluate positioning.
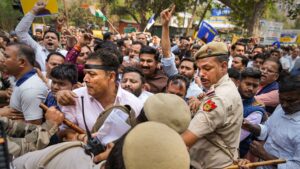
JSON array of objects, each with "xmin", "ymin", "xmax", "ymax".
[
  {"xmin": 255, "ymin": 59, "xmax": 281, "ymax": 114},
  {"xmin": 15, "ymin": 1, "xmax": 67, "ymax": 71}
]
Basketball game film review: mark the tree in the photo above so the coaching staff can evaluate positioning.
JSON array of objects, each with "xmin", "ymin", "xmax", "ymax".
[
  {"xmin": 0, "ymin": 0, "xmax": 22, "ymax": 31},
  {"xmin": 218, "ymin": 0, "xmax": 299, "ymax": 37},
  {"xmin": 110, "ymin": 0, "xmax": 192, "ymax": 31}
]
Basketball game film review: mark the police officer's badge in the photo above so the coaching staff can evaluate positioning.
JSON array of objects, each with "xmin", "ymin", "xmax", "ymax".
[
  {"xmin": 203, "ymin": 100, "xmax": 217, "ymax": 112},
  {"xmin": 206, "ymin": 47, "xmax": 212, "ymax": 55}
]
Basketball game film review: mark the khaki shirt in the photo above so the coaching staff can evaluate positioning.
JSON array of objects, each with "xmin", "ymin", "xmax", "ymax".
[
  {"xmin": 188, "ymin": 74, "xmax": 243, "ymax": 169},
  {"xmin": 13, "ymin": 142, "xmax": 101, "ymax": 169},
  {"xmin": 0, "ymin": 117, "xmax": 58, "ymax": 157}
]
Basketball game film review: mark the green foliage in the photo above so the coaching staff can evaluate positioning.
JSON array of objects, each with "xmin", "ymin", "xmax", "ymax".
[
  {"xmin": 110, "ymin": 0, "xmax": 192, "ymax": 30},
  {"xmin": 217, "ymin": 0, "xmax": 298, "ymax": 36},
  {"xmin": 0, "ymin": 0, "xmax": 22, "ymax": 31}
]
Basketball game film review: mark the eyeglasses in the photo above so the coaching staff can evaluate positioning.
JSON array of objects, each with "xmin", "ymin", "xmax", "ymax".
[{"xmin": 260, "ymin": 67, "xmax": 278, "ymax": 74}]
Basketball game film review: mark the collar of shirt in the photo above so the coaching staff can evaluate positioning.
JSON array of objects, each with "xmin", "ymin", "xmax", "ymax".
[
  {"xmin": 42, "ymin": 46, "xmax": 65, "ymax": 54},
  {"xmin": 280, "ymin": 105, "xmax": 300, "ymax": 122},
  {"xmin": 15, "ymin": 69, "xmax": 36, "ymax": 87},
  {"xmin": 87, "ymin": 84, "xmax": 124, "ymax": 105},
  {"xmin": 213, "ymin": 73, "xmax": 230, "ymax": 89}
]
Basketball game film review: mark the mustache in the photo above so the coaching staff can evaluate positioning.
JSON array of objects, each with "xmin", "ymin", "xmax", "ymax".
[{"xmin": 141, "ymin": 66, "xmax": 150, "ymax": 69}]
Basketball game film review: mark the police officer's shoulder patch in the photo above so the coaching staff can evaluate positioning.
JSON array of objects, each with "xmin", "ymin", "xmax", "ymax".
[{"xmin": 202, "ymin": 99, "xmax": 217, "ymax": 112}]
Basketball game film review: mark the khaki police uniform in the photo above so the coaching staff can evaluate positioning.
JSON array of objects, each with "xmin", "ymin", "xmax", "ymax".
[
  {"xmin": 0, "ymin": 117, "xmax": 58, "ymax": 157},
  {"xmin": 123, "ymin": 122, "xmax": 190, "ymax": 169},
  {"xmin": 188, "ymin": 42, "xmax": 243, "ymax": 169},
  {"xmin": 13, "ymin": 141, "xmax": 101, "ymax": 169},
  {"xmin": 143, "ymin": 93, "xmax": 191, "ymax": 133}
]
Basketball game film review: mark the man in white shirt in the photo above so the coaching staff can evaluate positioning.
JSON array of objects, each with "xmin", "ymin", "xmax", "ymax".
[
  {"xmin": 0, "ymin": 43, "xmax": 48, "ymax": 124},
  {"xmin": 288, "ymin": 47, "xmax": 300, "ymax": 71},
  {"xmin": 15, "ymin": 1, "xmax": 67, "ymax": 71},
  {"xmin": 57, "ymin": 49, "xmax": 143, "ymax": 140}
]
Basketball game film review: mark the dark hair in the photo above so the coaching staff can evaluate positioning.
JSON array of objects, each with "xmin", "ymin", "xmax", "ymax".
[
  {"xmin": 180, "ymin": 57, "xmax": 197, "ymax": 70},
  {"xmin": 50, "ymin": 63, "xmax": 78, "ymax": 84},
  {"xmin": 117, "ymin": 39, "xmax": 125, "ymax": 48},
  {"xmin": 131, "ymin": 41, "xmax": 144, "ymax": 48},
  {"xmin": 94, "ymin": 41, "xmax": 123, "ymax": 64},
  {"xmin": 253, "ymin": 45, "xmax": 265, "ymax": 53},
  {"xmin": 7, "ymin": 42, "xmax": 35, "ymax": 66},
  {"xmin": 215, "ymin": 54, "xmax": 229, "ymax": 63},
  {"xmin": 228, "ymin": 68, "xmax": 240, "ymax": 80},
  {"xmin": 235, "ymin": 54, "xmax": 249, "ymax": 66},
  {"xmin": 240, "ymin": 67, "xmax": 261, "ymax": 80},
  {"xmin": 123, "ymin": 66, "xmax": 145, "ymax": 84},
  {"xmin": 35, "ymin": 29, "xmax": 43, "ymax": 33},
  {"xmin": 253, "ymin": 53, "xmax": 266, "ymax": 61},
  {"xmin": 43, "ymin": 29, "xmax": 60, "ymax": 41},
  {"xmin": 167, "ymin": 74, "xmax": 190, "ymax": 91},
  {"xmin": 45, "ymin": 52, "xmax": 65, "ymax": 62},
  {"xmin": 270, "ymin": 49, "xmax": 280, "ymax": 56},
  {"xmin": 103, "ymin": 32, "xmax": 113, "ymax": 41},
  {"xmin": 139, "ymin": 46, "xmax": 160, "ymax": 61},
  {"xmin": 191, "ymin": 44, "xmax": 201, "ymax": 50},
  {"xmin": 180, "ymin": 36, "xmax": 189, "ymax": 41},
  {"xmin": 231, "ymin": 42, "xmax": 246, "ymax": 51},
  {"xmin": 88, "ymin": 48, "xmax": 120, "ymax": 72},
  {"xmin": 279, "ymin": 73, "xmax": 300, "ymax": 93}
]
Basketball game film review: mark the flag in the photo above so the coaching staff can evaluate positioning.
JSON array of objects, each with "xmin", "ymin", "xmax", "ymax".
[
  {"xmin": 197, "ymin": 21, "xmax": 218, "ymax": 43},
  {"xmin": 272, "ymin": 40, "xmax": 281, "ymax": 49},
  {"xmin": 89, "ymin": 6, "xmax": 107, "ymax": 21},
  {"xmin": 145, "ymin": 14, "xmax": 156, "ymax": 30}
]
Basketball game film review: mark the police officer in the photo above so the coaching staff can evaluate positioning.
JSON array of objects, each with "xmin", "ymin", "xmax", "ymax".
[
  {"xmin": 1, "ymin": 106, "xmax": 64, "ymax": 157},
  {"xmin": 181, "ymin": 42, "xmax": 243, "ymax": 169}
]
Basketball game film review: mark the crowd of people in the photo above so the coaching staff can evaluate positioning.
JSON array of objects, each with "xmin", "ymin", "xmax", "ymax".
[{"xmin": 0, "ymin": 1, "xmax": 299, "ymax": 169}]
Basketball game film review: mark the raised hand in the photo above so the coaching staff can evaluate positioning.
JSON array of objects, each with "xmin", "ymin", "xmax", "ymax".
[
  {"xmin": 160, "ymin": 4, "xmax": 176, "ymax": 26},
  {"xmin": 31, "ymin": 0, "xmax": 47, "ymax": 15}
]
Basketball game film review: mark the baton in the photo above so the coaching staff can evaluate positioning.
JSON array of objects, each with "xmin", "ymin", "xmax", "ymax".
[
  {"xmin": 224, "ymin": 159, "xmax": 286, "ymax": 169},
  {"xmin": 39, "ymin": 103, "xmax": 85, "ymax": 134}
]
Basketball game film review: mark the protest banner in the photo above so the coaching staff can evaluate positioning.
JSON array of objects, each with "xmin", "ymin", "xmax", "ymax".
[
  {"xmin": 197, "ymin": 21, "xmax": 218, "ymax": 43},
  {"xmin": 259, "ymin": 20, "xmax": 283, "ymax": 45},
  {"xmin": 20, "ymin": 0, "xmax": 58, "ymax": 16}
]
